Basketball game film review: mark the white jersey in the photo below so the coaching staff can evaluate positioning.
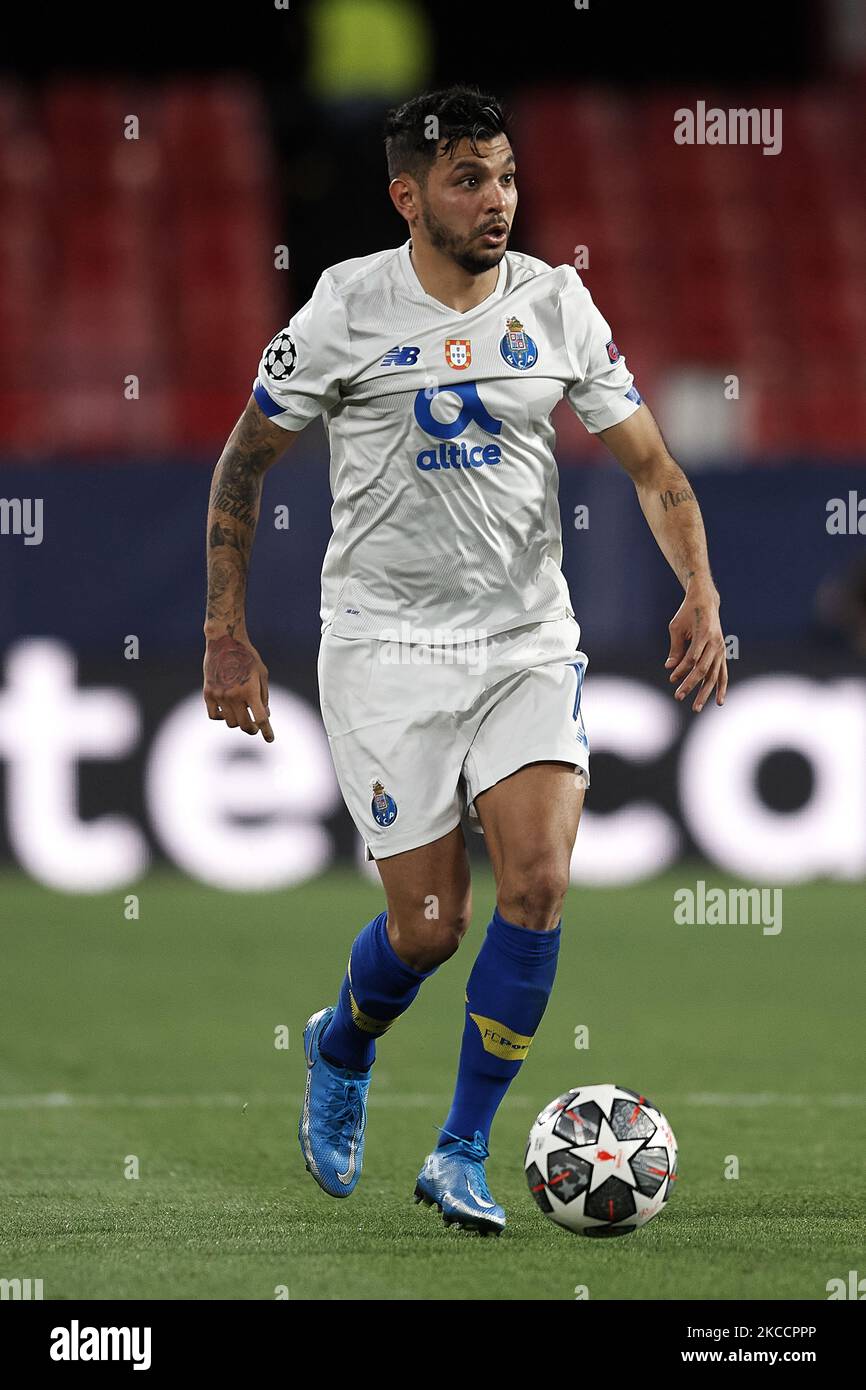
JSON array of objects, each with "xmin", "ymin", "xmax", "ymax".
[{"xmin": 253, "ymin": 237, "xmax": 642, "ymax": 641}]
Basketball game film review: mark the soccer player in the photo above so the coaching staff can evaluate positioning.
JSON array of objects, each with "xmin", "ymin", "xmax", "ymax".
[{"xmin": 202, "ymin": 85, "xmax": 727, "ymax": 1236}]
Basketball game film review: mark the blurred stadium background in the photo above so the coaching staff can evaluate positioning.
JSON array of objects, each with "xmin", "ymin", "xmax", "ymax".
[
  {"xmin": 1, "ymin": 0, "xmax": 865, "ymax": 1301},
  {"xmin": 1, "ymin": 0, "xmax": 864, "ymax": 891}
]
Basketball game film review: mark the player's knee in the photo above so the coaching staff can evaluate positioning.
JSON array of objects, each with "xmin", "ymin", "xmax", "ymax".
[
  {"xmin": 388, "ymin": 894, "xmax": 471, "ymax": 971},
  {"xmin": 426, "ymin": 896, "xmax": 473, "ymax": 966},
  {"xmin": 441, "ymin": 895, "xmax": 473, "ymax": 951},
  {"xmin": 498, "ymin": 857, "xmax": 570, "ymax": 931}
]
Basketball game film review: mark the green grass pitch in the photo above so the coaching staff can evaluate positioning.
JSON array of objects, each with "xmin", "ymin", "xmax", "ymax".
[{"xmin": 1, "ymin": 866, "xmax": 863, "ymax": 1301}]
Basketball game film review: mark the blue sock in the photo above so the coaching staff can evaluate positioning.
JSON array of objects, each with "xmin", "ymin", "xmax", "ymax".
[
  {"xmin": 319, "ymin": 910, "xmax": 438, "ymax": 1072},
  {"xmin": 437, "ymin": 906, "xmax": 560, "ymax": 1149}
]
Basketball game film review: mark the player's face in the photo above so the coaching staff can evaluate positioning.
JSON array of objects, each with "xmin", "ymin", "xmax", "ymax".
[{"xmin": 417, "ymin": 135, "xmax": 517, "ymax": 275}]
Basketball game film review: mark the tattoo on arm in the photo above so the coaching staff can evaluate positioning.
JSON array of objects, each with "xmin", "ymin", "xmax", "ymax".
[
  {"xmin": 210, "ymin": 465, "xmax": 261, "ymax": 530},
  {"xmin": 204, "ymin": 633, "xmax": 256, "ymax": 691},
  {"xmin": 209, "ymin": 520, "xmax": 248, "ymax": 554},
  {"xmin": 659, "ymin": 487, "xmax": 694, "ymax": 511},
  {"xmin": 205, "ymin": 403, "xmax": 288, "ymax": 634},
  {"xmin": 205, "ymin": 558, "xmax": 236, "ymax": 628}
]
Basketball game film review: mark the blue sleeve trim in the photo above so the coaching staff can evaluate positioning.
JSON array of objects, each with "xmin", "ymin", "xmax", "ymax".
[{"xmin": 253, "ymin": 378, "xmax": 284, "ymax": 418}]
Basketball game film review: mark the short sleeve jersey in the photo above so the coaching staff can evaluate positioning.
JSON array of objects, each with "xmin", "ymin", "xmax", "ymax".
[{"xmin": 253, "ymin": 239, "xmax": 642, "ymax": 640}]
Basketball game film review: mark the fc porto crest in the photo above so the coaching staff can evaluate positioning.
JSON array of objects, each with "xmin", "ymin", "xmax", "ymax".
[
  {"xmin": 499, "ymin": 315, "xmax": 538, "ymax": 370},
  {"xmin": 445, "ymin": 338, "xmax": 471, "ymax": 369},
  {"xmin": 371, "ymin": 779, "xmax": 398, "ymax": 827}
]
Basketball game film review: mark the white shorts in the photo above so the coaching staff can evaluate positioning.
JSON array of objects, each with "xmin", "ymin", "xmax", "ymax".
[{"xmin": 317, "ymin": 613, "xmax": 590, "ymax": 861}]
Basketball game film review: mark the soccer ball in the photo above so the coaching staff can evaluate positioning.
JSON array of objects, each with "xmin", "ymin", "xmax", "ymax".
[
  {"xmin": 263, "ymin": 331, "xmax": 297, "ymax": 380},
  {"xmin": 525, "ymin": 1083, "xmax": 677, "ymax": 1236}
]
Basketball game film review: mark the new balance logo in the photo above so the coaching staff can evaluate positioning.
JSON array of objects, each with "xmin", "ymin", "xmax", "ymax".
[{"xmin": 381, "ymin": 346, "xmax": 421, "ymax": 366}]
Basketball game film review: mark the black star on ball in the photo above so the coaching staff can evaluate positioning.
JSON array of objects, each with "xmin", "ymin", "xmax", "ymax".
[{"xmin": 264, "ymin": 332, "xmax": 297, "ymax": 380}]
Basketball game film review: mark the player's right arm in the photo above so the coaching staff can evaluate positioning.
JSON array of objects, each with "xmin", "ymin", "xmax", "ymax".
[
  {"xmin": 204, "ymin": 269, "xmax": 349, "ymax": 736},
  {"xmin": 202, "ymin": 395, "xmax": 298, "ymax": 740}
]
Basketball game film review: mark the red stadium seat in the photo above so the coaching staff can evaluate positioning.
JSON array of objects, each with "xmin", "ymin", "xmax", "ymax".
[
  {"xmin": 515, "ymin": 86, "xmax": 866, "ymax": 458},
  {"xmin": 0, "ymin": 77, "xmax": 282, "ymax": 453}
]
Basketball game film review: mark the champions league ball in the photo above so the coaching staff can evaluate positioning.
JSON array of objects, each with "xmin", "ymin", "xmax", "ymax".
[
  {"xmin": 525, "ymin": 1084, "xmax": 678, "ymax": 1236},
  {"xmin": 263, "ymin": 331, "xmax": 297, "ymax": 380}
]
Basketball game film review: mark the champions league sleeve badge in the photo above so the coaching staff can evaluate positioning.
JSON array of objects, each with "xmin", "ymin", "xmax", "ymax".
[
  {"xmin": 499, "ymin": 315, "xmax": 538, "ymax": 370},
  {"xmin": 371, "ymin": 779, "xmax": 398, "ymax": 827},
  {"xmin": 263, "ymin": 330, "xmax": 297, "ymax": 380}
]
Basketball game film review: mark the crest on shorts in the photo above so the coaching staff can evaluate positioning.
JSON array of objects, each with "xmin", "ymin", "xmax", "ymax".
[
  {"xmin": 499, "ymin": 315, "xmax": 538, "ymax": 370},
  {"xmin": 445, "ymin": 338, "xmax": 471, "ymax": 369},
  {"xmin": 371, "ymin": 779, "xmax": 398, "ymax": 827}
]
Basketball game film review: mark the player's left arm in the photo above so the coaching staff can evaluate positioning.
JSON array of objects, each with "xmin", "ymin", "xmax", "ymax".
[{"xmin": 597, "ymin": 402, "xmax": 727, "ymax": 712}]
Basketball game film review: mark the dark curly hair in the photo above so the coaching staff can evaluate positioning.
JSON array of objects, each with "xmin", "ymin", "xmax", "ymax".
[{"xmin": 383, "ymin": 83, "xmax": 513, "ymax": 186}]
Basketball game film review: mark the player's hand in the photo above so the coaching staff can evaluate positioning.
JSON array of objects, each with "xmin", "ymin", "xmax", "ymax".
[
  {"xmin": 664, "ymin": 580, "xmax": 727, "ymax": 712},
  {"xmin": 203, "ymin": 632, "xmax": 274, "ymax": 740}
]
